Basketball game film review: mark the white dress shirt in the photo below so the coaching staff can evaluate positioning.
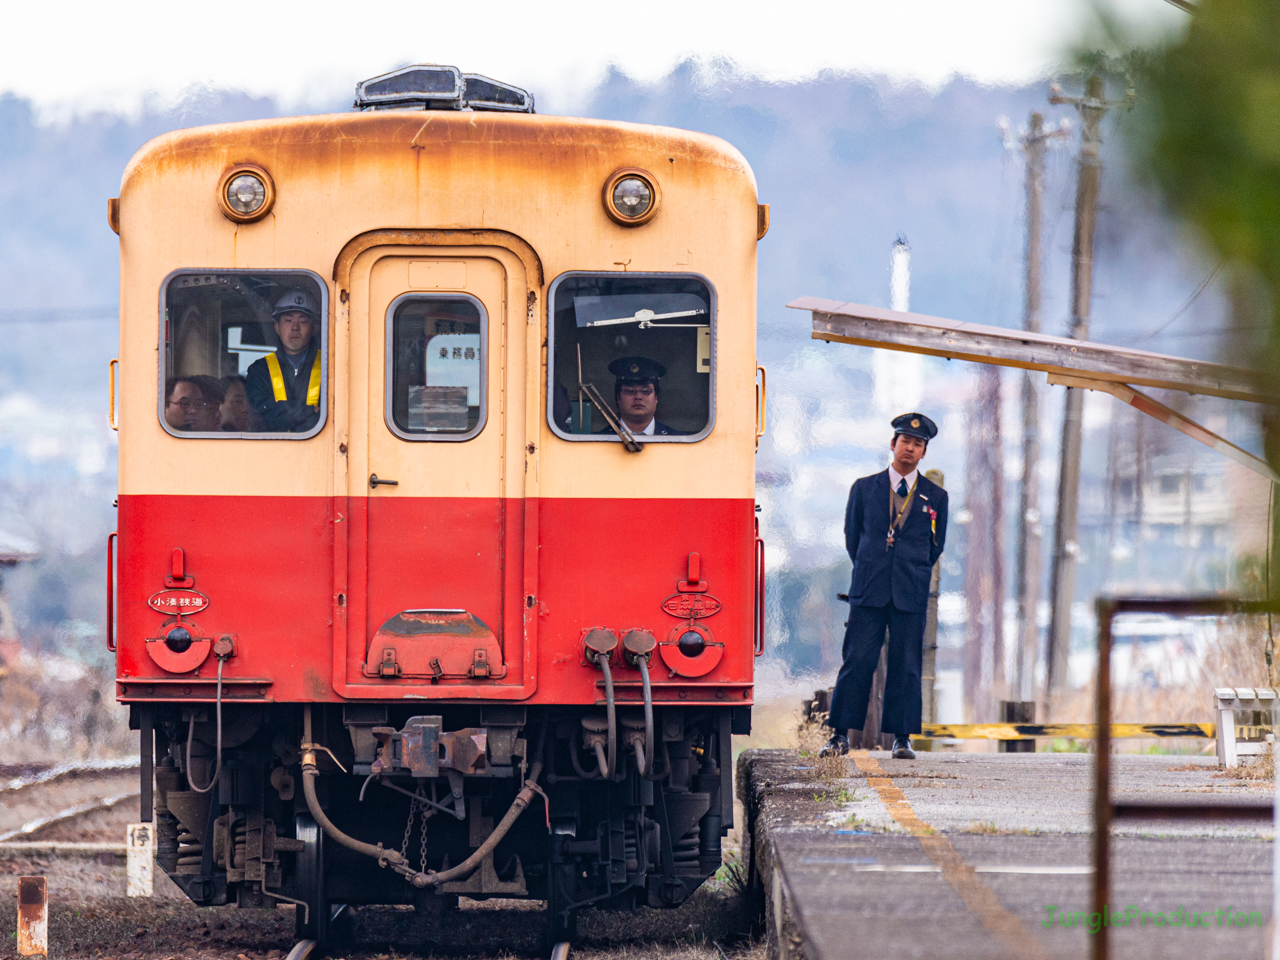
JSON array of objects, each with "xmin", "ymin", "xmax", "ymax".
[{"xmin": 888, "ymin": 464, "xmax": 918, "ymax": 494}]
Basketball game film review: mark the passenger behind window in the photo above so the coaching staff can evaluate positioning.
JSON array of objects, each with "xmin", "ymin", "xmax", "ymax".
[
  {"xmin": 605, "ymin": 357, "xmax": 684, "ymax": 437},
  {"xmin": 246, "ymin": 288, "xmax": 322, "ymax": 433},
  {"xmin": 219, "ymin": 375, "xmax": 256, "ymax": 432},
  {"xmin": 191, "ymin": 376, "xmax": 225, "ymax": 432},
  {"xmin": 164, "ymin": 377, "xmax": 205, "ymax": 432}
]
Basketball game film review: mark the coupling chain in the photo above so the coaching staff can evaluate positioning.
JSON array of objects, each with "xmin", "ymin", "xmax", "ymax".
[
  {"xmin": 401, "ymin": 791, "xmax": 419, "ymax": 862},
  {"xmin": 400, "ymin": 786, "xmax": 434, "ymax": 873},
  {"xmin": 420, "ymin": 801, "xmax": 430, "ymax": 872}
]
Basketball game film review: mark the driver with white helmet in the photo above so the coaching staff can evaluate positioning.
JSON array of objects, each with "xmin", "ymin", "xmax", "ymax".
[{"xmin": 246, "ymin": 288, "xmax": 322, "ymax": 432}]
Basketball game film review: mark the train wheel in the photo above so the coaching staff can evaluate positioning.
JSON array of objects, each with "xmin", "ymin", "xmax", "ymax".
[{"xmin": 294, "ymin": 814, "xmax": 328, "ymax": 945}]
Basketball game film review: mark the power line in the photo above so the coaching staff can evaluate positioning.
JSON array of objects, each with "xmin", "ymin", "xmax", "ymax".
[
  {"xmin": 0, "ymin": 307, "xmax": 117, "ymax": 325},
  {"xmin": 1121, "ymin": 259, "xmax": 1225, "ymax": 345}
]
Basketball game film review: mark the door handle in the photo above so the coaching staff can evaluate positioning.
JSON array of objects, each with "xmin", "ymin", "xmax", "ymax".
[{"xmin": 369, "ymin": 474, "xmax": 399, "ymax": 489}]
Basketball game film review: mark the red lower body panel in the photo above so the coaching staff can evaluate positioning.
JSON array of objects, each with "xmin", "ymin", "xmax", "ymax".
[{"xmin": 115, "ymin": 495, "xmax": 755, "ymax": 705}]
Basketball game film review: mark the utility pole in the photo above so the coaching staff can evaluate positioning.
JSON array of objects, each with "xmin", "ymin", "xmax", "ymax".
[
  {"xmin": 1045, "ymin": 76, "xmax": 1134, "ymax": 712},
  {"xmin": 964, "ymin": 367, "xmax": 1004, "ymax": 718},
  {"xmin": 1014, "ymin": 112, "xmax": 1066, "ymax": 703}
]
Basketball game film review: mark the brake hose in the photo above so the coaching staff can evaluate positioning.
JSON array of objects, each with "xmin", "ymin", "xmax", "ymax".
[
  {"xmin": 186, "ymin": 658, "xmax": 224, "ymax": 794},
  {"xmin": 637, "ymin": 657, "xmax": 655, "ymax": 777},
  {"xmin": 599, "ymin": 655, "xmax": 617, "ymax": 779}
]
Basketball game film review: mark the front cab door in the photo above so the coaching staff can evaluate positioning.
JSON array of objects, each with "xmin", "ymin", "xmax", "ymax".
[{"xmin": 338, "ymin": 245, "xmax": 537, "ymax": 699}]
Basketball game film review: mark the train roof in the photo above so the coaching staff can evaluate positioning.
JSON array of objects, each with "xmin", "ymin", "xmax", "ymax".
[{"xmin": 120, "ymin": 109, "xmax": 758, "ymax": 195}]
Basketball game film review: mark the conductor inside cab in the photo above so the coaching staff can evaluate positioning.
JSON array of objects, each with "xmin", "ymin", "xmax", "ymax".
[{"xmin": 548, "ymin": 273, "xmax": 714, "ymax": 443}]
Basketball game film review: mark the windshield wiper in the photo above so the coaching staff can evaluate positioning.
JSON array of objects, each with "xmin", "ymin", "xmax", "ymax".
[
  {"xmin": 585, "ymin": 307, "xmax": 708, "ymax": 328},
  {"xmin": 579, "ymin": 381, "xmax": 642, "ymax": 453}
]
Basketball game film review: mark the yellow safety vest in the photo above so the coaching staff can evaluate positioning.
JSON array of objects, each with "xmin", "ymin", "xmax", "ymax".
[{"xmin": 265, "ymin": 351, "xmax": 321, "ymax": 406}]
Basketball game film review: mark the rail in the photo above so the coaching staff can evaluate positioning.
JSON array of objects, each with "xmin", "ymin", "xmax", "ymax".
[
  {"xmin": 754, "ymin": 516, "xmax": 766, "ymax": 656},
  {"xmin": 755, "ymin": 363, "xmax": 767, "ymax": 451},
  {"xmin": 106, "ymin": 532, "xmax": 117, "ymax": 651},
  {"xmin": 108, "ymin": 358, "xmax": 118, "ymax": 430},
  {"xmin": 1091, "ymin": 596, "xmax": 1280, "ymax": 960}
]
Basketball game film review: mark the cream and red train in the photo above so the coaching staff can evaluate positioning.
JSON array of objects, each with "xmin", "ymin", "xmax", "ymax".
[{"xmin": 109, "ymin": 65, "xmax": 765, "ymax": 945}]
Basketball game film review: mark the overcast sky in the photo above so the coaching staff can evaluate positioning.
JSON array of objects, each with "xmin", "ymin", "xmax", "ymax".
[{"xmin": 10, "ymin": 0, "xmax": 1186, "ymax": 119}]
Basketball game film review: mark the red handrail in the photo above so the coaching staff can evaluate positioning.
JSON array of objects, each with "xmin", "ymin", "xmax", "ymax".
[
  {"xmin": 106, "ymin": 532, "xmax": 117, "ymax": 652},
  {"xmin": 754, "ymin": 518, "xmax": 765, "ymax": 656}
]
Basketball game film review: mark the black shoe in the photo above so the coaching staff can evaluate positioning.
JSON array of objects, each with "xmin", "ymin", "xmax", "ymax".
[
  {"xmin": 819, "ymin": 734, "xmax": 850, "ymax": 757},
  {"xmin": 891, "ymin": 735, "xmax": 915, "ymax": 760}
]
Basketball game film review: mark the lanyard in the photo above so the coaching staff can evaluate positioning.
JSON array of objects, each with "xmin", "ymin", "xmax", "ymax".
[{"xmin": 887, "ymin": 477, "xmax": 917, "ymax": 550}]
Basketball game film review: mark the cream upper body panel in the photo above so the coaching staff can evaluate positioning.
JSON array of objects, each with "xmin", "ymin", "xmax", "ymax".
[{"xmin": 117, "ymin": 111, "xmax": 759, "ymax": 499}]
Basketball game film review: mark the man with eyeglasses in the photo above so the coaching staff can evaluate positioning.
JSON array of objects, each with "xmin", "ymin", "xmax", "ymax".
[
  {"xmin": 164, "ymin": 377, "xmax": 206, "ymax": 432},
  {"xmin": 246, "ymin": 287, "xmax": 322, "ymax": 433},
  {"xmin": 605, "ymin": 356, "xmax": 682, "ymax": 437}
]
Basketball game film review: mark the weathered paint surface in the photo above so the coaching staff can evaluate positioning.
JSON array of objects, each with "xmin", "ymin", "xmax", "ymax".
[
  {"xmin": 17, "ymin": 875, "xmax": 47, "ymax": 957},
  {"xmin": 114, "ymin": 109, "xmax": 760, "ymax": 707},
  {"xmin": 126, "ymin": 823, "xmax": 154, "ymax": 898},
  {"xmin": 116, "ymin": 494, "xmax": 753, "ymax": 703}
]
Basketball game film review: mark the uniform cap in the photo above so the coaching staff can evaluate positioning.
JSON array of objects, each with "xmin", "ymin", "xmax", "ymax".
[
  {"xmin": 272, "ymin": 288, "xmax": 320, "ymax": 322},
  {"xmin": 608, "ymin": 356, "xmax": 667, "ymax": 382},
  {"xmin": 891, "ymin": 412, "xmax": 937, "ymax": 441}
]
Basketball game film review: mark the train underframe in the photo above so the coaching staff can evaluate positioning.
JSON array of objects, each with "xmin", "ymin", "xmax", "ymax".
[{"xmin": 129, "ymin": 701, "xmax": 744, "ymax": 945}]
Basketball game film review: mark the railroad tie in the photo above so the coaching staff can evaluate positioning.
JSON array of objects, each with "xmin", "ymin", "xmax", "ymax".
[{"xmin": 852, "ymin": 750, "xmax": 1050, "ymax": 960}]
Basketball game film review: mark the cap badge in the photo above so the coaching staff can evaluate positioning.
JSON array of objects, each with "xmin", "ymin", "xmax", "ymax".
[
  {"xmin": 630, "ymin": 363, "xmax": 639, "ymax": 373},
  {"xmin": 911, "ymin": 418, "xmax": 920, "ymax": 428}
]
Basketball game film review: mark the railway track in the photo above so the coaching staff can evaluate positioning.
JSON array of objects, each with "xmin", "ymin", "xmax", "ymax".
[
  {"xmin": 0, "ymin": 758, "xmax": 140, "ymax": 850},
  {"xmin": 0, "ymin": 758, "xmax": 752, "ymax": 958},
  {"xmin": 0, "ymin": 757, "xmax": 138, "ymax": 795},
  {"xmin": 0, "ymin": 790, "xmax": 139, "ymax": 844}
]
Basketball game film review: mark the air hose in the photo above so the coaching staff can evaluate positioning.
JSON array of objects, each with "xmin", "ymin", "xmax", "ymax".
[
  {"xmin": 300, "ymin": 706, "xmax": 547, "ymax": 889},
  {"xmin": 186, "ymin": 657, "xmax": 225, "ymax": 794},
  {"xmin": 636, "ymin": 657, "xmax": 655, "ymax": 777},
  {"xmin": 620, "ymin": 630, "xmax": 658, "ymax": 779},
  {"xmin": 599, "ymin": 655, "xmax": 617, "ymax": 778}
]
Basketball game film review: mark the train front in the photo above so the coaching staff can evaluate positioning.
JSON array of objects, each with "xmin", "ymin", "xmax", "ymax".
[{"xmin": 111, "ymin": 66, "xmax": 763, "ymax": 945}]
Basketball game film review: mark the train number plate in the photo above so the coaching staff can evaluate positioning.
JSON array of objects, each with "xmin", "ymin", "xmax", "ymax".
[
  {"xmin": 661, "ymin": 593, "xmax": 722, "ymax": 619},
  {"xmin": 148, "ymin": 589, "xmax": 210, "ymax": 614}
]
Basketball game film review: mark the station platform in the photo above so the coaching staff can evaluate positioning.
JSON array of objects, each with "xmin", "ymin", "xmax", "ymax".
[{"xmin": 739, "ymin": 749, "xmax": 1273, "ymax": 959}]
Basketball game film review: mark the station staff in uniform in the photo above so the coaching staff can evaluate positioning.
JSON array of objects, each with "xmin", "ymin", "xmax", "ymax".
[
  {"xmin": 822, "ymin": 413, "xmax": 948, "ymax": 760},
  {"xmin": 606, "ymin": 356, "xmax": 683, "ymax": 436},
  {"xmin": 247, "ymin": 289, "xmax": 322, "ymax": 433}
]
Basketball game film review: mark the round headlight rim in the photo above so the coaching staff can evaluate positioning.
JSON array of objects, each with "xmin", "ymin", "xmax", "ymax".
[
  {"xmin": 216, "ymin": 163, "xmax": 276, "ymax": 224},
  {"xmin": 602, "ymin": 167, "xmax": 660, "ymax": 227}
]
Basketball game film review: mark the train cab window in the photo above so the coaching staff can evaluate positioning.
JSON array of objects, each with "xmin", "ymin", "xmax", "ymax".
[
  {"xmin": 160, "ymin": 271, "xmax": 328, "ymax": 438},
  {"xmin": 547, "ymin": 273, "xmax": 714, "ymax": 442},
  {"xmin": 386, "ymin": 295, "xmax": 486, "ymax": 440}
]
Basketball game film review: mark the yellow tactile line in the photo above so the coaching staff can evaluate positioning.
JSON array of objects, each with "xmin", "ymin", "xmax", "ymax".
[{"xmin": 851, "ymin": 750, "xmax": 1050, "ymax": 960}]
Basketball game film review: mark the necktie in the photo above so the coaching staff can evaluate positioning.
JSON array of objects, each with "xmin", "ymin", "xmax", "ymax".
[{"xmin": 897, "ymin": 478, "xmax": 909, "ymax": 497}]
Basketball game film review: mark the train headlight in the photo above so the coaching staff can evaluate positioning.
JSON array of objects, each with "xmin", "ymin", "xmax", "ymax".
[
  {"xmin": 613, "ymin": 178, "xmax": 650, "ymax": 217},
  {"xmin": 217, "ymin": 164, "xmax": 276, "ymax": 223},
  {"xmin": 227, "ymin": 175, "xmax": 265, "ymax": 213},
  {"xmin": 165, "ymin": 625, "xmax": 194, "ymax": 653},
  {"xmin": 603, "ymin": 168, "xmax": 660, "ymax": 226}
]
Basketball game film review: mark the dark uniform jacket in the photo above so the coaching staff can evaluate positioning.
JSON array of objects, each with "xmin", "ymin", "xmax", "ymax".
[
  {"xmin": 246, "ymin": 343, "xmax": 321, "ymax": 433},
  {"xmin": 595, "ymin": 420, "xmax": 683, "ymax": 437},
  {"xmin": 845, "ymin": 469, "xmax": 948, "ymax": 613}
]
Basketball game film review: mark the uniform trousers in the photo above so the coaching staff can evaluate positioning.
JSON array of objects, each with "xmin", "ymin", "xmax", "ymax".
[{"xmin": 827, "ymin": 603, "xmax": 925, "ymax": 736}]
